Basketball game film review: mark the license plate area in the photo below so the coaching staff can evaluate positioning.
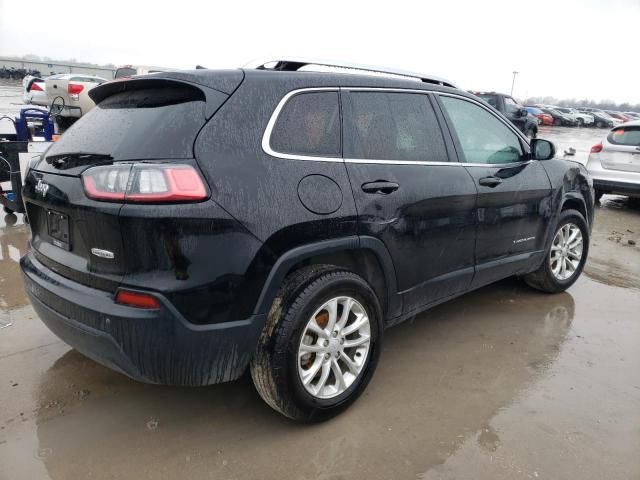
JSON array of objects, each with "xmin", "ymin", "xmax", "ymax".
[{"xmin": 47, "ymin": 210, "xmax": 71, "ymax": 250}]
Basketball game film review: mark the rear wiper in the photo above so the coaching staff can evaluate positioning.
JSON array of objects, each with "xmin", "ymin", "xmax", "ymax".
[{"xmin": 46, "ymin": 152, "xmax": 113, "ymax": 169}]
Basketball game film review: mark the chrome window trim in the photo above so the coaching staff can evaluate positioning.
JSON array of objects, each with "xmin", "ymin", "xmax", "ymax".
[
  {"xmin": 261, "ymin": 87, "xmax": 343, "ymax": 163},
  {"xmin": 262, "ymin": 87, "xmax": 532, "ymax": 167}
]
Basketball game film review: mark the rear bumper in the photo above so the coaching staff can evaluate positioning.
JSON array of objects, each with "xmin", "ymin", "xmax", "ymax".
[
  {"xmin": 21, "ymin": 250, "xmax": 266, "ymax": 386},
  {"xmin": 587, "ymin": 154, "xmax": 640, "ymax": 196},
  {"xmin": 593, "ymin": 179, "xmax": 640, "ymax": 196}
]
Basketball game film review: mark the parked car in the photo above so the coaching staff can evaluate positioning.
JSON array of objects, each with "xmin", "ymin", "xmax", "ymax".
[
  {"xmin": 579, "ymin": 109, "xmax": 617, "ymax": 128},
  {"xmin": 622, "ymin": 112, "xmax": 640, "ymax": 120},
  {"xmin": 553, "ymin": 107, "xmax": 594, "ymax": 126},
  {"xmin": 21, "ymin": 59, "xmax": 594, "ymax": 421},
  {"xmin": 540, "ymin": 108, "xmax": 577, "ymax": 127},
  {"xmin": 524, "ymin": 106, "xmax": 554, "ymax": 126},
  {"xmin": 605, "ymin": 111, "xmax": 633, "ymax": 123},
  {"xmin": 587, "ymin": 120, "xmax": 640, "ymax": 201},
  {"xmin": 22, "ymin": 75, "xmax": 48, "ymax": 106},
  {"xmin": 114, "ymin": 65, "xmax": 168, "ymax": 78},
  {"xmin": 473, "ymin": 92, "xmax": 538, "ymax": 138},
  {"xmin": 45, "ymin": 74, "xmax": 107, "ymax": 128}
]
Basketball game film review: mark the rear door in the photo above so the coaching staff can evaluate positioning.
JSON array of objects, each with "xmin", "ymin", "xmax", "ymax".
[
  {"xmin": 601, "ymin": 125, "xmax": 640, "ymax": 174},
  {"xmin": 342, "ymin": 89, "xmax": 477, "ymax": 315},
  {"xmin": 436, "ymin": 94, "xmax": 552, "ymax": 288}
]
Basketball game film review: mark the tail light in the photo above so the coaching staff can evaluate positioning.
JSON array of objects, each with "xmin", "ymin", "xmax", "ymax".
[
  {"xmin": 590, "ymin": 143, "xmax": 603, "ymax": 153},
  {"xmin": 82, "ymin": 163, "xmax": 208, "ymax": 203},
  {"xmin": 115, "ymin": 290, "xmax": 161, "ymax": 309},
  {"xmin": 30, "ymin": 83, "xmax": 43, "ymax": 92},
  {"xmin": 67, "ymin": 83, "xmax": 84, "ymax": 95}
]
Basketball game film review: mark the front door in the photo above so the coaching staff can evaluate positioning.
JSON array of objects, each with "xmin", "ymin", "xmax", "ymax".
[
  {"xmin": 342, "ymin": 90, "xmax": 477, "ymax": 315},
  {"xmin": 436, "ymin": 94, "xmax": 552, "ymax": 288}
]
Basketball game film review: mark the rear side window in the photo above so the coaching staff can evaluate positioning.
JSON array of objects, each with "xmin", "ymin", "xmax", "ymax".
[
  {"xmin": 608, "ymin": 126, "xmax": 640, "ymax": 146},
  {"xmin": 269, "ymin": 92, "xmax": 341, "ymax": 157},
  {"xmin": 343, "ymin": 92, "xmax": 448, "ymax": 162},
  {"xmin": 42, "ymin": 86, "xmax": 209, "ymax": 167}
]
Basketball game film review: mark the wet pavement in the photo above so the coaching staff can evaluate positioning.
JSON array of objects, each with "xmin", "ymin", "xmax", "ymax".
[{"xmin": 1, "ymin": 83, "xmax": 640, "ymax": 479}]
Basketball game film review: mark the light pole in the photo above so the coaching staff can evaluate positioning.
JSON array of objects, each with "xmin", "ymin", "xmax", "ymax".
[{"xmin": 510, "ymin": 71, "xmax": 519, "ymax": 96}]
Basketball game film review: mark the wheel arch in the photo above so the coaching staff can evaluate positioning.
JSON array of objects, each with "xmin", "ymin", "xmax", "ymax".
[{"xmin": 252, "ymin": 236, "xmax": 401, "ymax": 321}]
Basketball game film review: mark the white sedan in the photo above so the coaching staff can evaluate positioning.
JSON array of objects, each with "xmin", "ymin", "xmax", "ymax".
[{"xmin": 587, "ymin": 120, "xmax": 640, "ymax": 200}]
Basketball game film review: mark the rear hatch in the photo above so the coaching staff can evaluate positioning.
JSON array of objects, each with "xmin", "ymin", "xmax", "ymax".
[
  {"xmin": 601, "ymin": 125, "xmax": 640, "ymax": 174},
  {"xmin": 23, "ymin": 72, "xmax": 242, "ymax": 291}
]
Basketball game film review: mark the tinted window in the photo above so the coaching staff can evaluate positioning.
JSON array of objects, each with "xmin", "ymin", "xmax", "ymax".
[
  {"xmin": 440, "ymin": 96, "xmax": 524, "ymax": 164},
  {"xmin": 343, "ymin": 92, "xmax": 447, "ymax": 162},
  {"xmin": 270, "ymin": 92, "xmax": 340, "ymax": 157},
  {"xmin": 608, "ymin": 126, "xmax": 640, "ymax": 146},
  {"xmin": 41, "ymin": 86, "xmax": 210, "ymax": 170}
]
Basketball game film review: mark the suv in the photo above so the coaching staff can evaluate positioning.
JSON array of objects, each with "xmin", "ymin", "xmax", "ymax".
[
  {"xmin": 20, "ymin": 59, "xmax": 594, "ymax": 421},
  {"xmin": 473, "ymin": 92, "xmax": 538, "ymax": 138}
]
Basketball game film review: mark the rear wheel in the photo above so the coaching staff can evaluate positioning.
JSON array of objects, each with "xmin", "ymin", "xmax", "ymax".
[
  {"xmin": 524, "ymin": 209, "xmax": 589, "ymax": 293},
  {"xmin": 596, "ymin": 120, "xmax": 604, "ymax": 128},
  {"xmin": 554, "ymin": 118, "xmax": 562, "ymax": 126},
  {"xmin": 250, "ymin": 266, "xmax": 383, "ymax": 421}
]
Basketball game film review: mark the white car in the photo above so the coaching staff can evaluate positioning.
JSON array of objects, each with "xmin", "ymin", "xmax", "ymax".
[
  {"xmin": 553, "ymin": 107, "xmax": 594, "ymax": 126},
  {"xmin": 45, "ymin": 74, "xmax": 107, "ymax": 127},
  {"xmin": 22, "ymin": 75, "xmax": 48, "ymax": 106},
  {"xmin": 587, "ymin": 120, "xmax": 640, "ymax": 200}
]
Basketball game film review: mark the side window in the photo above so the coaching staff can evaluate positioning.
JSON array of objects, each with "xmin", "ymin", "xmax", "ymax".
[
  {"xmin": 343, "ymin": 92, "xmax": 448, "ymax": 162},
  {"xmin": 270, "ymin": 91, "xmax": 341, "ymax": 157},
  {"xmin": 440, "ymin": 96, "xmax": 525, "ymax": 165}
]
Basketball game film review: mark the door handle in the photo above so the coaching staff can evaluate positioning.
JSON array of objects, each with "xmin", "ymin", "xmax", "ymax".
[
  {"xmin": 361, "ymin": 181, "xmax": 399, "ymax": 194},
  {"xmin": 478, "ymin": 176, "xmax": 503, "ymax": 187}
]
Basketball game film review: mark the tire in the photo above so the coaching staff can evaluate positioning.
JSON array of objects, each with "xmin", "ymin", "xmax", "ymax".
[
  {"xmin": 577, "ymin": 118, "xmax": 584, "ymax": 127},
  {"xmin": 596, "ymin": 121, "xmax": 604, "ymax": 128},
  {"xmin": 250, "ymin": 265, "xmax": 383, "ymax": 421},
  {"xmin": 553, "ymin": 118, "xmax": 562, "ymax": 126},
  {"xmin": 524, "ymin": 209, "xmax": 589, "ymax": 293}
]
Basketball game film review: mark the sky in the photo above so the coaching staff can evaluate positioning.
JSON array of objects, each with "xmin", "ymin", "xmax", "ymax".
[{"xmin": 1, "ymin": 0, "xmax": 639, "ymax": 104}]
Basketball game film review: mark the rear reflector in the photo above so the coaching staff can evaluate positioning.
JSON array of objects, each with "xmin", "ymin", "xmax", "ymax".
[
  {"xmin": 82, "ymin": 163, "xmax": 207, "ymax": 203},
  {"xmin": 590, "ymin": 143, "xmax": 603, "ymax": 153},
  {"xmin": 115, "ymin": 290, "xmax": 161, "ymax": 309},
  {"xmin": 68, "ymin": 83, "xmax": 84, "ymax": 95},
  {"xmin": 30, "ymin": 83, "xmax": 43, "ymax": 92}
]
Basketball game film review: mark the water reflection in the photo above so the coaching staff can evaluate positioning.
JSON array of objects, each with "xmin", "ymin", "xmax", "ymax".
[
  {"xmin": 0, "ymin": 217, "xmax": 28, "ymax": 310},
  {"xmin": 32, "ymin": 280, "xmax": 574, "ymax": 480}
]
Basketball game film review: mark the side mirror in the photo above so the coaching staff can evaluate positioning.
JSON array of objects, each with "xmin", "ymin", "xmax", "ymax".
[
  {"xmin": 531, "ymin": 138, "xmax": 556, "ymax": 160},
  {"xmin": 519, "ymin": 108, "xmax": 528, "ymax": 117}
]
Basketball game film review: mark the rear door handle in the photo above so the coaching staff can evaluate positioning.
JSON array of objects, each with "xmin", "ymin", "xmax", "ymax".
[
  {"xmin": 361, "ymin": 181, "xmax": 399, "ymax": 194},
  {"xmin": 478, "ymin": 176, "xmax": 503, "ymax": 187}
]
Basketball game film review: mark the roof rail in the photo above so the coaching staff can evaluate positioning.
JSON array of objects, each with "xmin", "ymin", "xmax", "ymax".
[{"xmin": 244, "ymin": 57, "xmax": 458, "ymax": 88}]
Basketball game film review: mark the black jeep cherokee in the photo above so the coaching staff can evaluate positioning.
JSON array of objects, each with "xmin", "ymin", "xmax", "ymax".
[{"xmin": 21, "ymin": 60, "xmax": 594, "ymax": 421}]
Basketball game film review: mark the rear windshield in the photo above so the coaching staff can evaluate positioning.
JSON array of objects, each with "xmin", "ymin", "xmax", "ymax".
[
  {"xmin": 608, "ymin": 126, "xmax": 640, "ymax": 146},
  {"xmin": 477, "ymin": 94, "xmax": 498, "ymax": 108},
  {"xmin": 41, "ymin": 86, "xmax": 207, "ymax": 168},
  {"xmin": 115, "ymin": 68, "xmax": 137, "ymax": 78}
]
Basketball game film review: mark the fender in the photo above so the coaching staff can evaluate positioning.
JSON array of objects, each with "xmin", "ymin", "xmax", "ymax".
[{"xmin": 252, "ymin": 235, "xmax": 401, "ymax": 319}]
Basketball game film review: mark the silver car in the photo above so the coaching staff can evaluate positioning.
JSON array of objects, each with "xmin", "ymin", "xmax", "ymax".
[{"xmin": 587, "ymin": 120, "xmax": 640, "ymax": 200}]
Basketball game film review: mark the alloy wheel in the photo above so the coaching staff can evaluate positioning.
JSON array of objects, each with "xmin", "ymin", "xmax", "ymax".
[
  {"xmin": 550, "ymin": 223, "xmax": 584, "ymax": 281},
  {"xmin": 297, "ymin": 296, "xmax": 371, "ymax": 399}
]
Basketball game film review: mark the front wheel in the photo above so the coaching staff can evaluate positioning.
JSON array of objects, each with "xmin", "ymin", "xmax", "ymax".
[
  {"xmin": 250, "ymin": 266, "xmax": 383, "ymax": 421},
  {"xmin": 524, "ymin": 209, "xmax": 589, "ymax": 293}
]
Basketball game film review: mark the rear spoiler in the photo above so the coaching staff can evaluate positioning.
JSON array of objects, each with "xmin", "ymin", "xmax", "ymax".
[{"xmin": 90, "ymin": 70, "xmax": 245, "ymax": 116}]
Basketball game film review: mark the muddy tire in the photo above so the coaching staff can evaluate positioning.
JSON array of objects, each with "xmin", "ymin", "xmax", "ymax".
[
  {"xmin": 524, "ymin": 209, "xmax": 589, "ymax": 293},
  {"xmin": 250, "ymin": 265, "xmax": 383, "ymax": 421}
]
